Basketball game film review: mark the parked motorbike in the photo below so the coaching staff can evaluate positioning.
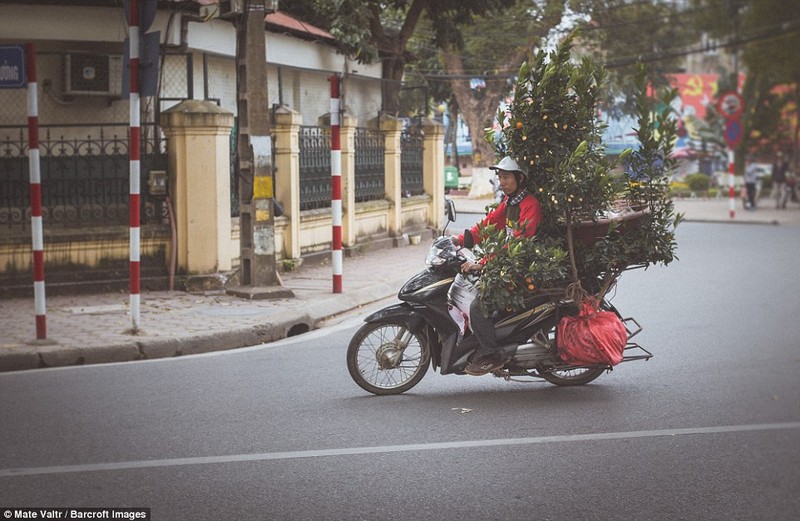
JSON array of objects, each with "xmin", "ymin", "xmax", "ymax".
[{"xmin": 346, "ymin": 200, "xmax": 652, "ymax": 395}]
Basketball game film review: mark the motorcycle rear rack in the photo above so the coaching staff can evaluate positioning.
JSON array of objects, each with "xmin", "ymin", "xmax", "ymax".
[
  {"xmin": 547, "ymin": 316, "xmax": 652, "ymax": 366},
  {"xmin": 620, "ymin": 316, "xmax": 653, "ymax": 362}
]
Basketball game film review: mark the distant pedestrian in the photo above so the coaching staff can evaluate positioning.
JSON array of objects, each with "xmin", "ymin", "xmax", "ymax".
[
  {"xmin": 772, "ymin": 151, "xmax": 790, "ymax": 209},
  {"xmin": 744, "ymin": 156, "xmax": 759, "ymax": 209}
]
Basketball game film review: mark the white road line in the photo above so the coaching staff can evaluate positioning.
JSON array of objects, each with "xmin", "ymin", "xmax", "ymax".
[{"xmin": 2, "ymin": 422, "xmax": 798, "ymax": 478}]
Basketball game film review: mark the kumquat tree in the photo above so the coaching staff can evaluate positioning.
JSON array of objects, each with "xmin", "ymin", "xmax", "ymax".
[{"xmin": 475, "ymin": 31, "xmax": 682, "ymax": 315}]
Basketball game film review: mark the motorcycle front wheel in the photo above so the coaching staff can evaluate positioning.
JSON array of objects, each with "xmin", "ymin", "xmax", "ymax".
[{"xmin": 347, "ymin": 319, "xmax": 430, "ymax": 395}]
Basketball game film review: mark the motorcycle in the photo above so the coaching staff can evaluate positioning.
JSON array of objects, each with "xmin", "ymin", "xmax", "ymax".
[{"xmin": 346, "ymin": 200, "xmax": 652, "ymax": 395}]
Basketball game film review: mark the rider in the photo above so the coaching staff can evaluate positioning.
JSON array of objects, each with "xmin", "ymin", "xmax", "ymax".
[{"xmin": 452, "ymin": 156, "xmax": 543, "ymax": 375}]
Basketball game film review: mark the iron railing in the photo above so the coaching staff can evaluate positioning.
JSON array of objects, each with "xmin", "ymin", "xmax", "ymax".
[
  {"xmin": 298, "ymin": 126, "xmax": 332, "ymax": 211},
  {"xmin": 0, "ymin": 123, "xmax": 167, "ymax": 229},
  {"xmin": 354, "ymin": 127, "xmax": 385, "ymax": 203},
  {"xmin": 401, "ymin": 127, "xmax": 424, "ymax": 196}
]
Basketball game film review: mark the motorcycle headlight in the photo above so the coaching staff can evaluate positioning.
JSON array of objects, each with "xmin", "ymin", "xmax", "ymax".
[
  {"xmin": 426, "ymin": 246, "xmax": 446, "ymax": 266},
  {"xmin": 426, "ymin": 237, "xmax": 457, "ymax": 266}
]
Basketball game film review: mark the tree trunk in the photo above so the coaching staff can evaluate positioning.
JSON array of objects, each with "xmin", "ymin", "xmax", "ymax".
[
  {"xmin": 443, "ymin": 50, "xmax": 508, "ymax": 166},
  {"xmin": 381, "ymin": 55, "xmax": 405, "ymax": 116},
  {"xmin": 447, "ymin": 98, "xmax": 460, "ymax": 170},
  {"xmin": 369, "ymin": 0, "xmax": 425, "ymax": 117},
  {"xmin": 441, "ymin": 3, "xmax": 565, "ymax": 167}
]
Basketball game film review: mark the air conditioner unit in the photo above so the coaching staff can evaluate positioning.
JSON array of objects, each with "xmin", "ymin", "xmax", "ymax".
[{"xmin": 63, "ymin": 54, "xmax": 123, "ymax": 97}]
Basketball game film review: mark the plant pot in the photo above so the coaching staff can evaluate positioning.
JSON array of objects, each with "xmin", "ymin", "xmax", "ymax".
[{"xmin": 572, "ymin": 208, "xmax": 650, "ymax": 246}]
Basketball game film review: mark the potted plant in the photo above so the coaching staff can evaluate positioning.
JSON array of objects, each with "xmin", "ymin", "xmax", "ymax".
[{"xmin": 475, "ymin": 32, "xmax": 682, "ymax": 314}]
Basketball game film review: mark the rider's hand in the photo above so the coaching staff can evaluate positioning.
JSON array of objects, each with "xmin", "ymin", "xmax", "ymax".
[{"xmin": 460, "ymin": 261, "xmax": 482, "ymax": 273}]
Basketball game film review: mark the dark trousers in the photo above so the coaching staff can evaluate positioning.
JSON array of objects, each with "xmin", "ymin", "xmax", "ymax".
[
  {"xmin": 745, "ymin": 182, "xmax": 757, "ymax": 208},
  {"xmin": 469, "ymin": 297, "xmax": 500, "ymax": 360}
]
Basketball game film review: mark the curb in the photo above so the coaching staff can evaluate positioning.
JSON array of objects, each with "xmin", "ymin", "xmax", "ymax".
[
  {"xmin": 0, "ymin": 279, "xmax": 403, "ymax": 373},
  {"xmin": 681, "ymin": 218, "xmax": 781, "ymax": 226}
]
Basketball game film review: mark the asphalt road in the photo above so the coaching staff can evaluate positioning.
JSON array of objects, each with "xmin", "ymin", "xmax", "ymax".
[{"xmin": 1, "ymin": 222, "xmax": 799, "ymax": 521}]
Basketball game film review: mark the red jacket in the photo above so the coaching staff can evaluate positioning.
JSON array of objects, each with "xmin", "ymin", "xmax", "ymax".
[{"xmin": 457, "ymin": 192, "xmax": 542, "ymax": 251}]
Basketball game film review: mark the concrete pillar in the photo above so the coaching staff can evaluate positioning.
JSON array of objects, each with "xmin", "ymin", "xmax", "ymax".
[
  {"xmin": 376, "ymin": 115, "xmax": 403, "ymax": 236},
  {"xmin": 422, "ymin": 118, "xmax": 445, "ymax": 229},
  {"xmin": 337, "ymin": 114, "xmax": 357, "ymax": 247},
  {"xmin": 161, "ymin": 100, "xmax": 234, "ymax": 274},
  {"xmin": 273, "ymin": 106, "xmax": 302, "ymax": 260}
]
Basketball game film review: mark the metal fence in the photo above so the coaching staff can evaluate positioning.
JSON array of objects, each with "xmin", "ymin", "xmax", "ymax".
[
  {"xmin": 401, "ymin": 127, "xmax": 424, "ymax": 196},
  {"xmin": 298, "ymin": 126, "xmax": 331, "ymax": 211},
  {"xmin": 282, "ymin": 125, "xmax": 427, "ymax": 211},
  {"xmin": 0, "ymin": 123, "xmax": 167, "ymax": 229},
  {"xmin": 354, "ymin": 128, "xmax": 385, "ymax": 203}
]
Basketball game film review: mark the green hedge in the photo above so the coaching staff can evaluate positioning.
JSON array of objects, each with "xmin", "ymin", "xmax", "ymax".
[{"xmin": 686, "ymin": 173, "xmax": 710, "ymax": 192}]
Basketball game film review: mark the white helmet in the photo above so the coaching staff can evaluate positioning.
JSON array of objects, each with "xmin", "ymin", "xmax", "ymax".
[
  {"xmin": 489, "ymin": 156, "xmax": 522, "ymax": 173},
  {"xmin": 490, "ymin": 156, "xmax": 527, "ymax": 184}
]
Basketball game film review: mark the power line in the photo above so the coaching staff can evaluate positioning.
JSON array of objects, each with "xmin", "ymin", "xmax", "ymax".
[
  {"xmin": 411, "ymin": 16, "xmax": 800, "ymax": 79},
  {"xmin": 605, "ymin": 17, "xmax": 800, "ymax": 68},
  {"xmin": 580, "ymin": 3, "xmax": 713, "ymax": 33}
]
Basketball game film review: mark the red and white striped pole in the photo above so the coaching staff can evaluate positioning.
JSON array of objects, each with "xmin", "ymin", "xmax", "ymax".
[
  {"xmin": 26, "ymin": 43, "xmax": 46, "ymax": 340},
  {"xmin": 330, "ymin": 74, "xmax": 342, "ymax": 293},
  {"xmin": 727, "ymin": 148, "xmax": 736, "ymax": 219},
  {"xmin": 129, "ymin": 0, "xmax": 142, "ymax": 329}
]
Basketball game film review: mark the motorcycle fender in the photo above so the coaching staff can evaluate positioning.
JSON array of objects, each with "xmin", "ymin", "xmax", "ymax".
[{"xmin": 363, "ymin": 303, "xmax": 426, "ymax": 334}]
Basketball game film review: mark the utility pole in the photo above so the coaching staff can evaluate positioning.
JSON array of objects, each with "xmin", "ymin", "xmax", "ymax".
[{"xmin": 228, "ymin": 0, "xmax": 292, "ymax": 299}]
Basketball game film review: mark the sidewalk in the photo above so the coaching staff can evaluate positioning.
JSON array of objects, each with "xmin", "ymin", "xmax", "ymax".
[{"xmin": 2, "ymin": 195, "xmax": 799, "ymax": 372}]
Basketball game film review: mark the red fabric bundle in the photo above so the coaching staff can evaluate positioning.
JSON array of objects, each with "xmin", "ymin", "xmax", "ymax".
[{"xmin": 557, "ymin": 298, "xmax": 628, "ymax": 366}]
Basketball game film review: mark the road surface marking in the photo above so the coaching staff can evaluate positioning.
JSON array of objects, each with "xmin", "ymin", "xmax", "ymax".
[{"xmin": 1, "ymin": 421, "xmax": 799, "ymax": 478}]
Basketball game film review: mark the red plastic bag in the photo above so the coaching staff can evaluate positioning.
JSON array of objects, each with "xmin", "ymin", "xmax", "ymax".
[{"xmin": 556, "ymin": 298, "xmax": 628, "ymax": 366}]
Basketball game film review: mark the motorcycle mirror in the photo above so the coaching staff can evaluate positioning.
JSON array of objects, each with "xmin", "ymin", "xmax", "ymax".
[
  {"xmin": 442, "ymin": 198, "xmax": 457, "ymax": 236},
  {"xmin": 445, "ymin": 198, "xmax": 457, "ymax": 223}
]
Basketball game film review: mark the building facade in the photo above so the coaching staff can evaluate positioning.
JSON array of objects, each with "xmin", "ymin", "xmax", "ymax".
[{"xmin": 0, "ymin": 1, "xmax": 445, "ymax": 295}]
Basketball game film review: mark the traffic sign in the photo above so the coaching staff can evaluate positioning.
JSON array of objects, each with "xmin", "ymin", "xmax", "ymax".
[
  {"xmin": 0, "ymin": 45, "xmax": 26, "ymax": 89},
  {"xmin": 718, "ymin": 91, "xmax": 744, "ymax": 120},
  {"xmin": 724, "ymin": 118, "xmax": 743, "ymax": 148}
]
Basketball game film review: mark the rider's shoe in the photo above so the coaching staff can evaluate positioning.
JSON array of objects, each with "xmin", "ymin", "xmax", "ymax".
[{"xmin": 464, "ymin": 355, "xmax": 505, "ymax": 376}]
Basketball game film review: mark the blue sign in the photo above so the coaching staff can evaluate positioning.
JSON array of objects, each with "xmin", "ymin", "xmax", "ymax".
[
  {"xmin": 724, "ymin": 119, "xmax": 743, "ymax": 149},
  {"xmin": 0, "ymin": 45, "xmax": 26, "ymax": 89}
]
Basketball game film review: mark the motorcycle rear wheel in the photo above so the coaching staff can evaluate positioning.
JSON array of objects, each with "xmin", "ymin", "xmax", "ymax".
[
  {"xmin": 347, "ymin": 319, "xmax": 430, "ymax": 395},
  {"xmin": 539, "ymin": 366, "xmax": 606, "ymax": 386},
  {"xmin": 536, "ymin": 325, "xmax": 607, "ymax": 386}
]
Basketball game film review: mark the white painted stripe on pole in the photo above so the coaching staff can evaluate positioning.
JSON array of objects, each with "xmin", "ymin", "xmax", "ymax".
[
  {"xmin": 331, "ymin": 200, "xmax": 342, "ymax": 226},
  {"xmin": 332, "ymin": 249, "xmax": 343, "ymax": 275},
  {"xmin": 330, "ymin": 100, "xmax": 340, "ymax": 124},
  {"xmin": 27, "ymin": 83, "xmax": 37, "ymax": 116},
  {"xmin": 129, "ymin": 27, "xmax": 140, "ymax": 59},
  {"xmin": 130, "ymin": 294, "xmax": 140, "ymax": 323},
  {"xmin": 130, "ymin": 94, "xmax": 140, "ymax": 126},
  {"xmin": 34, "ymin": 281, "xmax": 46, "ymax": 314},
  {"xmin": 31, "ymin": 216, "xmax": 43, "ymax": 250},
  {"xmin": 2, "ymin": 422, "xmax": 798, "ymax": 478},
  {"xmin": 28, "ymin": 149, "xmax": 40, "ymax": 183},
  {"xmin": 130, "ymin": 160, "xmax": 141, "ymax": 194},
  {"xmin": 130, "ymin": 227, "xmax": 140, "ymax": 262},
  {"xmin": 331, "ymin": 150, "xmax": 341, "ymax": 174}
]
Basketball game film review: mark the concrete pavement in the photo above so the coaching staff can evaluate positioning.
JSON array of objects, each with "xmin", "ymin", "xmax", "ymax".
[{"xmin": 2, "ymin": 194, "xmax": 799, "ymax": 372}]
